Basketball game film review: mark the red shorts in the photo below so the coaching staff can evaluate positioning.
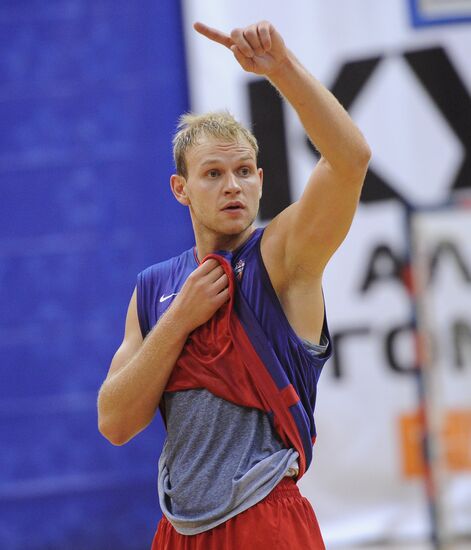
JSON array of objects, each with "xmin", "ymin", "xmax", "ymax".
[{"xmin": 151, "ymin": 477, "xmax": 325, "ymax": 550}]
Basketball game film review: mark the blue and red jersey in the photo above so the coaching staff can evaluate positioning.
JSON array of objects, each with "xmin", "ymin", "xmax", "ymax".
[{"xmin": 137, "ymin": 228, "xmax": 332, "ymax": 479}]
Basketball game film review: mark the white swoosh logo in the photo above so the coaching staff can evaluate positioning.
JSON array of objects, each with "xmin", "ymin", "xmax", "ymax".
[{"xmin": 159, "ymin": 292, "xmax": 178, "ymax": 303}]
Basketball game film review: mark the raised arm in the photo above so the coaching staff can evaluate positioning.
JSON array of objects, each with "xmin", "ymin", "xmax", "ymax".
[{"xmin": 194, "ymin": 21, "xmax": 371, "ymax": 279}]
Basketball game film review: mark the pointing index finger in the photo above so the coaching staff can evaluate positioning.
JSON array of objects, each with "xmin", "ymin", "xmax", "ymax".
[{"xmin": 193, "ymin": 21, "xmax": 233, "ymax": 49}]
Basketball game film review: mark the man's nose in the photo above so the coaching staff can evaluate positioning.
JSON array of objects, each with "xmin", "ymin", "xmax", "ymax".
[{"xmin": 224, "ymin": 174, "xmax": 241, "ymax": 193}]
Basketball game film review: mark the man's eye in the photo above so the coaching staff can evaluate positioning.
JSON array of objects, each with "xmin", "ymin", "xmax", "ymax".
[
  {"xmin": 208, "ymin": 170, "xmax": 219, "ymax": 178},
  {"xmin": 239, "ymin": 167, "xmax": 250, "ymax": 176}
]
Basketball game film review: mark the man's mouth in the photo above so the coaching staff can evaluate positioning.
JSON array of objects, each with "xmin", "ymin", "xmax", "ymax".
[{"xmin": 222, "ymin": 202, "xmax": 245, "ymax": 211}]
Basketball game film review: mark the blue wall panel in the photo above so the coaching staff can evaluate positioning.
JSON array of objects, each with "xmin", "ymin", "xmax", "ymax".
[{"xmin": 0, "ymin": 1, "xmax": 191, "ymax": 548}]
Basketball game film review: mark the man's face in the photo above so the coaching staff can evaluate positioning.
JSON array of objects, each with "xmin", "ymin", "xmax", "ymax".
[{"xmin": 179, "ymin": 136, "xmax": 263, "ymax": 237}]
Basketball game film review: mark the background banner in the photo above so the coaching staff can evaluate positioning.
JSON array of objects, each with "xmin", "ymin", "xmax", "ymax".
[{"xmin": 182, "ymin": 0, "xmax": 471, "ymax": 545}]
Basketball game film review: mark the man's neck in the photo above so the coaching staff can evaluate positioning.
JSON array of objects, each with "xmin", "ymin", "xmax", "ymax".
[{"xmin": 193, "ymin": 226, "xmax": 255, "ymax": 263}]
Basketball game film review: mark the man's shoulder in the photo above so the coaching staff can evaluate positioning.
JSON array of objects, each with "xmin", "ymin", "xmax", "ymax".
[{"xmin": 138, "ymin": 246, "xmax": 196, "ymax": 280}]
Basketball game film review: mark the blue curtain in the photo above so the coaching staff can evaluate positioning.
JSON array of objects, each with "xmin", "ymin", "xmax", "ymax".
[{"xmin": 0, "ymin": 1, "xmax": 191, "ymax": 548}]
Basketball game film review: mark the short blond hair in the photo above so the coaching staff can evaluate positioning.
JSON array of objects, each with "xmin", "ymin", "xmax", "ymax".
[{"xmin": 172, "ymin": 111, "xmax": 259, "ymax": 178}]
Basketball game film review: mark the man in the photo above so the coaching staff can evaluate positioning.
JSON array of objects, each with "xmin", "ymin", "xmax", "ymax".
[{"xmin": 98, "ymin": 20, "xmax": 370, "ymax": 549}]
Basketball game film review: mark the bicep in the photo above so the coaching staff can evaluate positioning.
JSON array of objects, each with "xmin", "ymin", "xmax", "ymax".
[
  {"xmin": 106, "ymin": 287, "xmax": 144, "ymax": 380},
  {"xmin": 274, "ymin": 157, "xmax": 366, "ymax": 277}
]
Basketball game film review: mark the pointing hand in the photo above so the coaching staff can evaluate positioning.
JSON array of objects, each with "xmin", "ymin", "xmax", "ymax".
[{"xmin": 193, "ymin": 20, "xmax": 289, "ymax": 77}]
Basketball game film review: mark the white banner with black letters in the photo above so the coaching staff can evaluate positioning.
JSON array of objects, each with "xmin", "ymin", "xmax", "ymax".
[{"xmin": 181, "ymin": 0, "xmax": 471, "ymax": 544}]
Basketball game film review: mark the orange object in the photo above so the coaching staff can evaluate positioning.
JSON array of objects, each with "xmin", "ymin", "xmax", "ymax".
[
  {"xmin": 399, "ymin": 409, "xmax": 471, "ymax": 477},
  {"xmin": 443, "ymin": 410, "xmax": 471, "ymax": 471}
]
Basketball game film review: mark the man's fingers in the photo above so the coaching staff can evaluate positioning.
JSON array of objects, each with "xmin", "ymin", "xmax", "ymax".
[
  {"xmin": 198, "ymin": 258, "xmax": 220, "ymax": 275},
  {"xmin": 257, "ymin": 21, "xmax": 272, "ymax": 51},
  {"xmin": 213, "ymin": 273, "xmax": 229, "ymax": 293},
  {"xmin": 243, "ymin": 25, "xmax": 265, "ymax": 56},
  {"xmin": 194, "ymin": 20, "xmax": 281, "ymax": 77},
  {"xmin": 215, "ymin": 287, "xmax": 230, "ymax": 305},
  {"xmin": 205, "ymin": 265, "xmax": 225, "ymax": 283},
  {"xmin": 230, "ymin": 45, "xmax": 254, "ymax": 73},
  {"xmin": 230, "ymin": 28, "xmax": 254, "ymax": 58},
  {"xmin": 193, "ymin": 21, "xmax": 233, "ymax": 49}
]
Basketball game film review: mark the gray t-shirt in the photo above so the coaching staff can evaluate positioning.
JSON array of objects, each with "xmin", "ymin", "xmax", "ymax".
[{"xmin": 157, "ymin": 334, "xmax": 329, "ymax": 535}]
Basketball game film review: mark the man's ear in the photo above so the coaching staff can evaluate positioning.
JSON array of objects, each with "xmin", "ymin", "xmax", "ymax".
[
  {"xmin": 170, "ymin": 174, "xmax": 190, "ymax": 206},
  {"xmin": 258, "ymin": 167, "xmax": 263, "ymax": 198}
]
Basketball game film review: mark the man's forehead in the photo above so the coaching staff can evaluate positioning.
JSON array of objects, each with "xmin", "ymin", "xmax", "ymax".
[{"xmin": 187, "ymin": 137, "xmax": 256, "ymax": 163}]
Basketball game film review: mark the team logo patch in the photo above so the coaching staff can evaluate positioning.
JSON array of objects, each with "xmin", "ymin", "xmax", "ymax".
[{"xmin": 234, "ymin": 259, "xmax": 245, "ymax": 281}]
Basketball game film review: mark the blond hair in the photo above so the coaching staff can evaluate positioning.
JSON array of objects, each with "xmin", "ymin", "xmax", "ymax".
[{"xmin": 172, "ymin": 111, "xmax": 259, "ymax": 178}]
